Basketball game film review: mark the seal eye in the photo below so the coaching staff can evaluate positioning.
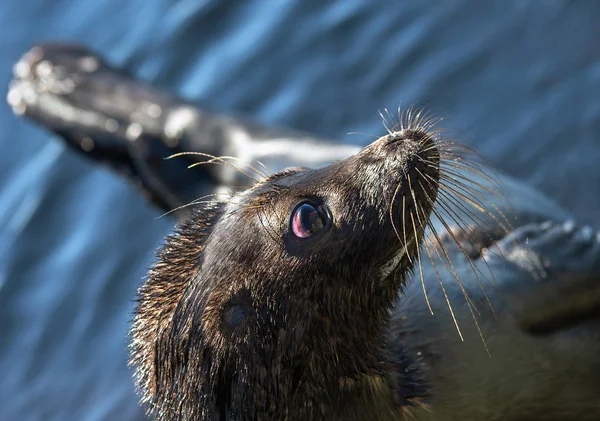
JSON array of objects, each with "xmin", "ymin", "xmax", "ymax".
[{"xmin": 291, "ymin": 203, "xmax": 327, "ymax": 238}]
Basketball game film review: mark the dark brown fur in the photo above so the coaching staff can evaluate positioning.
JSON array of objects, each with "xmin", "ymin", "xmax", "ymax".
[{"xmin": 130, "ymin": 122, "xmax": 449, "ymax": 420}]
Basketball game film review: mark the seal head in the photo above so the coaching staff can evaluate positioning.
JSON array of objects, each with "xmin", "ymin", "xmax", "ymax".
[{"xmin": 130, "ymin": 128, "xmax": 440, "ymax": 420}]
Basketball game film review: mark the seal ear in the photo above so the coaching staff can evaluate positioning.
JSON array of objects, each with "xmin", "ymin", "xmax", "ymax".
[{"xmin": 129, "ymin": 202, "xmax": 224, "ymax": 410}]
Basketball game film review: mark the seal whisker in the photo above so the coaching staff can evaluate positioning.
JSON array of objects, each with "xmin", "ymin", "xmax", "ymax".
[
  {"xmin": 411, "ymin": 128, "xmax": 512, "ymax": 336},
  {"xmin": 391, "ymin": 168, "xmax": 432, "ymax": 314},
  {"xmin": 438, "ymin": 164, "xmax": 501, "ymax": 191},
  {"xmin": 414, "ymin": 229, "xmax": 434, "ymax": 316},
  {"xmin": 434, "ymin": 181, "xmax": 501, "ymax": 242},
  {"xmin": 384, "ymin": 106, "xmax": 507, "ymax": 335},
  {"xmin": 189, "ymin": 152, "xmax": 271, "ymax": 179},
  {"xmin": 424, "ymin": 165, "xmax": 505, "ymax": 237},
  {"xmin": 437, "ymin": 179, "xmax": 513, "ymax": 235},
  {"xmin": 413, "ymin": 208, "xmax": 464, "ymax": 340},
  {"xmin": 411, "ymin": 178, "xmax": 482, "ymax": 316},
  {"xmin": 421, "ymin": 153, "xmax": 500, "ymax": 189},
  {"xmin": 401, "ymin": 105, "xmax": 415, "ymax": 131},
  {"xmin": 378, "ymin": 109, "xmax": 394, "ymax": 134},
  {"xmin": 439, "ymin": 164, "xmax": 506, "ymax": 200},
  {"xmin": 422, "ymin": 215, "xmax": 491, "ymax": 351},
  {"xmin": 425, "ymin": 220, "xmax": 492, "ymax": 355},
  {"xmin": 437, "ymin": 163, "xmax": 502, "ymax": 196},
  {"xmin": 166, "ymin": 151, "xmax": 268, "ymax": 182},
  {"xmin": 424, "ymin": 214, "xmax": 494, "ymax": 356},
  {"xmin": 253, "ymin": 159, "xmax": 272, "ymax": 177},
  {"xmin": 434, "ymin": 186, "xmax": 495, "ymax": 231},
  {"xmin": 430, "ymin": 206, "xmax": 498, "ymax": 318},
  {"xmin": 158, "ymin": 190, "xmax": 269, "ymax": 220},
  {"xmin": 407, "ymin": 172, "xmax": 466, "ymax": 335},
  {"xmin": 424, "ymin": 222, "xmax": 481, "ymax": 316},
  {"xmin": 396, "ymin": 105, "xmax": 443, "ymax": 133},
  {"xmin": 420, "ymin": 169, "xmax": 506, "ymax": 317},
  {"xmin": 436, "ymin": 147, "xmax": 513, "ymax": 241},
  {"xmin": 434, "ymin": 141, "xmax": 504, "ymax": 177},
  {"xmin": 437, "ymin": 175, "xmax": 498, "ymax": 205},
  {"xmin": 385, "ymin": 107, "xmax": 401, "ymax": 132},
  {"xmin": 389, "ymin": 179, "xmax": 414, "ymax": 266},
  {"xmin": 404, "ymin": 169, "xmax": 436, "ymax": 317},
  {"xmin": 347, "ymin": 131, "xmax": 380, "ymax": 139},
  {"xmin": 439, "ymin": 167, "xmax": 511, "ymax": 218},
  {"xmin": 157, "ymin": 193, "xmax": 225, "ymax": 219},
  {"xmin": 386, "ymin": 106, "xmax": 503, "ymax": 328},
  {"xmin": 434, "ymin": 190, "xmax": 506, "ymax": 263},
  {"xmin": 186, "ymin": 158, "xmax": 264, "ymax": 182}
]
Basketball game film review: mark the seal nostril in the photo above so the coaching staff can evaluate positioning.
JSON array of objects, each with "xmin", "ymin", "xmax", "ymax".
[{"xmin": 384, "ymin": 129, "xmax": 439, "ymax": 168}]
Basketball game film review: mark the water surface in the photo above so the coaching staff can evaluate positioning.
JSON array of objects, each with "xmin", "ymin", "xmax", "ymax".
[{"xmin": 1, "ymin": 1, "xmax": 599, "ymax": 420}]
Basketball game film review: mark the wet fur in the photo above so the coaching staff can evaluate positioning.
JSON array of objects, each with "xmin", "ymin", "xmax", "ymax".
[{"xmin": 130, "ymin": 110, "xmax": 503, "ymax": 420}]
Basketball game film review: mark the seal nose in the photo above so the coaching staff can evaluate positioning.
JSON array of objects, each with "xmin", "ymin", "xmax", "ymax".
[
  {"xmin": 383, "ymin": 128, "xmax": 439, "ymax": 171},
  {"xmin": 381, "ymin": 128, "xmax": 440, "ymax": 219},
  {"xmin": 386, "ymin": 128, "xmax": 433, "ymax": 150}
]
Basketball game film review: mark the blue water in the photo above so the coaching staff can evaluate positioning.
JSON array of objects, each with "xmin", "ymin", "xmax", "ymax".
[{"xmin": 1, "ymin": 1, "xmax": 599, "ymax": 420}]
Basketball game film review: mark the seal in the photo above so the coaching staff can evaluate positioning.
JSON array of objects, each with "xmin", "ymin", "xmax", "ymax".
[
  {"xmin": 10, "ymin": 43, "xmax": 600, "ymax": 421},
  {"xmin": 130, "ymin": 118, "xmax": 447, "ymax": 420}
]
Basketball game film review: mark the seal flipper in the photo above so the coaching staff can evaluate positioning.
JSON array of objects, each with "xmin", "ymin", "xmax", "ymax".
[
  {"xmin": 490, "ymin": 221, "xmax": 600, "ymax": 335},
  {"xmin": 395, "ymin": 218, "xmax": 600, "ymax": 420},
  {"xmin": 8, "ymin": 43, "xmax": 231, "ymax": 211},
  {"xmin": 8, "ymin": 43, "xmax": 361, "ymax": 214}
]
